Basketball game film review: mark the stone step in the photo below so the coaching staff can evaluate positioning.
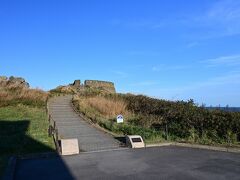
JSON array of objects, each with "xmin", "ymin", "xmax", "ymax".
[{"xmin": 48, "ymin": 95, "xmax": 121, "ymax": 152}]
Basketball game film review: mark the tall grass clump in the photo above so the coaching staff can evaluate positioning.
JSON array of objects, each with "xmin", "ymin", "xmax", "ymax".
[
  {"xmin": 73, "ymin": 95, "xmax": 130, "ymax": 119},
  {"xmin": 0, "ymin": 83, "xmax": 48, "ymax": 107},
  {"xmin": 84, "ymin": 96, "xmax": 128, "ymax": 117}
]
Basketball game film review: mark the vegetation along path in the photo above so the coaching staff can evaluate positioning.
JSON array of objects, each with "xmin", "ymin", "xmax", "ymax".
[{"xmin": 48, "ymin": 95, "xmax": 121, "ymax": 152}]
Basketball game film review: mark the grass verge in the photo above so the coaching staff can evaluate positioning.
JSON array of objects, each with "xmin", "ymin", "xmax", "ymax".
[{"xmin": 0, "ymin": 105, "xmax": 55, "ymax": 178}]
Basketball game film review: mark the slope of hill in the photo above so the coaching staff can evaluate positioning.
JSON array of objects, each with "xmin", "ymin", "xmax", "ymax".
[
  {"xmin": 73, "ymin": 93, "xmax": 240, "ymax": 146},
  {"xmin": 2, "ymin": 76, "xmax": 239, "ymax": 176},
  {"xmin": 50, "ymin": 80, "xmax": 240, "ymax": 146},
  {"xmin": 0, "ymin": 76, "xmax": 47, "ymax": 107},
  {"xmin": 0, "ymin": 76, "xmax": 54, "ymax": 177}
]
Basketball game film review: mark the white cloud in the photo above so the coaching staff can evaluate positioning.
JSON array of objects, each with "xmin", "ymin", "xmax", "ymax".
[
  {"xmin": 207, "ymin": 0, "xmax": 240, "ymax": 22},
  {"xmin": 158, "ymin": 71, "xmax": 240, "ymax": 94},
  {"xmin": 145, "ymin": 71, "xmax": 240, "ymax": 104},
  {"xmin": 111, "ymin": 1, "xmax": 240, "ymax": 39},
  {"xmin": 201, "ymin": 54, "xmax": 240, "ymax": 67},
  {"xmin": 193, "ymin": 0, "xmax": 240, "ymax": 38}
]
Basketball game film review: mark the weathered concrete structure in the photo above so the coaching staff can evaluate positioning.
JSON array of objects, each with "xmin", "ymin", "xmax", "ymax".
[
  {"xmin": 52, "ymin": 79, "xmax": 117, "ymax": 94},
  {"xmin": 84, "ymin": 80, "xmax": 116, "ymax": 93},
  {"xmin": 72, "ymin": 80, "xmax": 81, "ymax": 88}
]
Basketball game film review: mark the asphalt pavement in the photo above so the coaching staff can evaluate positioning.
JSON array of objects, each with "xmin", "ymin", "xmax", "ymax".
[{"xmin": 15, "ymin": 146, "xmax": 240, "ymax": 180}]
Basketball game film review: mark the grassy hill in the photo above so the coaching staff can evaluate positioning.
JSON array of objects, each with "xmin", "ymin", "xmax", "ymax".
[
  {"xmin": 1, "ymin": 76, "xmax": 240, "ymax": 176},
  {"xmin": 0, "ymin": 77, "xmax": 54, "ymax": 177},
  {"xmin": 73, "ymin": 92, "xmax": 240, "ymax": 146}
]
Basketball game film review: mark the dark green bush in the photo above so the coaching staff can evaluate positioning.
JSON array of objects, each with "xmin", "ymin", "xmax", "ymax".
[{"xmin": 103, "ymin": 94, "xmax": 240, "ymax": 144}]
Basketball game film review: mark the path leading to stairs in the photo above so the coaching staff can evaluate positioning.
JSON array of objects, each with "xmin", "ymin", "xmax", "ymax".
[{"xmin": 48, "ymin": 95, "xmax": 121, "ymax": 152}]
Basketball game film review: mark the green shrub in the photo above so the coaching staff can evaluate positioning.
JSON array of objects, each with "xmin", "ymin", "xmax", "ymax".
[{"xmin": 73, "ymin": 93, "xmax": 240, "ymax": 145}]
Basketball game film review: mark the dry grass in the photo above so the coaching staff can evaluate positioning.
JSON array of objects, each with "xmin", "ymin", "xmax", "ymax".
[
  {"xmin": 50, "ymin": 85, "xmax": 77, "ymax": 95},
  {"xmin": 0, "ymin": 84, "xmax": 48, "ymax": 107},
  {"xmin": 75, "ymin": 95, "xmax": 129, "ymax": 118}
]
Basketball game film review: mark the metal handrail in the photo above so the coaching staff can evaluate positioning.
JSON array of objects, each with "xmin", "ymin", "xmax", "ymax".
[{"xmin": 46, "ymin": 98, "xmax": 61, "ymax": 154}]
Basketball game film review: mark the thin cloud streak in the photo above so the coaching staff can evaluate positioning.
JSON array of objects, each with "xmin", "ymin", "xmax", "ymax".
[
  {"xmin": 201, "ymin": 54, "xmax": 240, "ymax": 67},
  {"xmin": 111, "ymin": 1, "xmax": 240, "ymax": 39},
  {"xmin": 192, "ymin": 0, "xmax": 240, "ymax": 39},
  {"xmin": 158, "ymin": 72, "xmax": 240, "ymax": 94}
]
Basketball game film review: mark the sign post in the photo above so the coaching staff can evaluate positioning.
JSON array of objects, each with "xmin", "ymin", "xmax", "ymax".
[{"xmin": 117, "ymin": 115, "xmax": 124, "ymax": 123}]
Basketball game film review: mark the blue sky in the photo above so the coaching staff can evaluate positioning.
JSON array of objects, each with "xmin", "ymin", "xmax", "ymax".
[{"xmin": 1, "ymin": 0, "xmax": 240, "ymax": 106}]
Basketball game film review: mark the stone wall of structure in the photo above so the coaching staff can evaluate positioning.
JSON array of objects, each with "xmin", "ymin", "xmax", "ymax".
[
  {"xmin": 72, "ymin": 80, "xmax": 81, "ymax": 88},
  {"xmin": 53, "ymin": 79, "xmax": 117, "ymax": 94},
  {"xmin": 84, "ymin": 80, "xmax": 116, "ymax": 93}
]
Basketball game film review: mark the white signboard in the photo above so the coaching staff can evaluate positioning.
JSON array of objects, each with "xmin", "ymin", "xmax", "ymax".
[{"xmin": 117, "ymin": 115, "xmax": 124, "ymax": 123}]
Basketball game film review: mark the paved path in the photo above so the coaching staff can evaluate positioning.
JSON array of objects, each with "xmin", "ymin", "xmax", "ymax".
[
  {"xmin": 48, "ymin": 95, "xmax": 121, "ymax": 152},
  {"xmin": 15, "ymin": 146, "xmax": 240, "ymax": 180}
]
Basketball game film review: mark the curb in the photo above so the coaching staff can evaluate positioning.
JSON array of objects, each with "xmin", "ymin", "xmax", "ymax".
[
  {"xmin": 146, "ymin": 143, "xmax": 173, "ymax": 148},
  {"xmin": 146, "ymin": 142, "xmax": 240, "ymax": 153},
  {"xmin": 2, "ymin": 157, "xmax": 17, "ymax": 180},
  {"xmin": 173, "ymin": 143, "xmax": 240, "ymax": 153}
]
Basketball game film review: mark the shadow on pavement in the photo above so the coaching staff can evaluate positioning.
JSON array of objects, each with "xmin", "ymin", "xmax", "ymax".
[
  {"xmin": 114, "ymin": 136, "xmax": 126, "ymax": 146},
  {"xmin": 0, "ymin": 120, "xmax": 75, "ymax": 180}
]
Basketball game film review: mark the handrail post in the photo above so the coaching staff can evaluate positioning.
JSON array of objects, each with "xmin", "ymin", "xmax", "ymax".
[{"xmin": 46, "ymin": 96, "xmax": 61, "ymax": 154}]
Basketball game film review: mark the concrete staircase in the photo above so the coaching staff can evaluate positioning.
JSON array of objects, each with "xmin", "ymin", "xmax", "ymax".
[{"xmin": 48, "ymin": 95, "xmax": 121, "ymax": 152}]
